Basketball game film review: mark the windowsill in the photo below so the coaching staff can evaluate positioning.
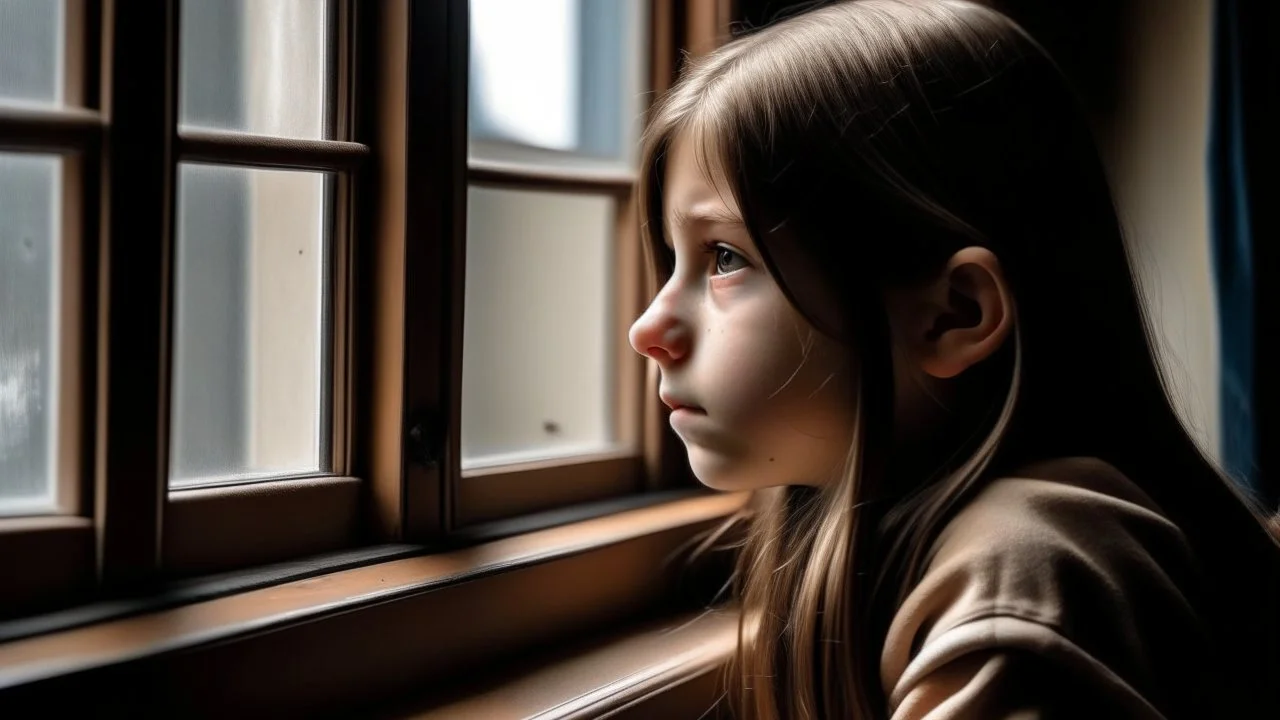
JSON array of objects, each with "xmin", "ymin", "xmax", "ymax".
[
  {"xmin": 0, "ymin": 490, "xmax": 748, "ymax": 714},
  {"xmin": 386, "ymin": 608, "xmax": 738, "ymax": 719}
]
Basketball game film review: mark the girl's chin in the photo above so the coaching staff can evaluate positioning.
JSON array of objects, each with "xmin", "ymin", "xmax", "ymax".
[{"xmin": 686, "ymin": 449, "xmax": 790, "ymax": 492}]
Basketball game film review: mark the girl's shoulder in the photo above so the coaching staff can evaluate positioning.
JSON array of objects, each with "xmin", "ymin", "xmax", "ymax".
[
  {"xmin": 912, "ymin": 456, "xmax": 1199, "ymax": 610},
  {"xmin": 881, "ymin": 457, "xmax": 1212, "ymax": 718},
  {"xmin": 957, "ymin": 455, "xmax": 1170, "ymax": 527}
]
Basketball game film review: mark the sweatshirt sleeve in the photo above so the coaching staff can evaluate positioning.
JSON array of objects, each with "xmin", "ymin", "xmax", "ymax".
[{"xmin": 881, "ymin": 458, "xmax": 1210, "ymax": 720}]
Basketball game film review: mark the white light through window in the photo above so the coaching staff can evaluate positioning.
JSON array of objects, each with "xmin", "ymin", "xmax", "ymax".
[{"xmin": 470, "ymin": 0, "xmax": 579, "ymax": 152}]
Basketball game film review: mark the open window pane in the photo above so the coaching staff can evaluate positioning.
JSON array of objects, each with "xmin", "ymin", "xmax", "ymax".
[
  {"xmin": 0, "ymin": 153, "xmax": 60, "ymax": 515},
  {"xmin": 462, "ymin": 186, "xmax": 617, "ymax": 467},
  {"xmin": 468, "ymin": 0, "xmax": 647, "ymax": 172},
  {"xmin": 0, "ymin": 0, "xmax": 62, "ymax": 107},
  {"xmin": 171, "ymin": 164, "xmax": 330, "ymax": 487},
  {"xmin": 179, "ymin": 0, "xmax": 331, "ymax": 139}
]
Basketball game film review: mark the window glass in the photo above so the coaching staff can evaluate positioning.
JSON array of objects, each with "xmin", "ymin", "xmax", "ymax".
[
  {"xmin": 468, "ymin": 0, "xmax": 647, "ymax": 172},
  {"xmin": 180, "ymin": 0, "xmax": 330, "ymax": 139},
  {"xmin": 170, "ymin": 164, "xmax": 330, "ymax": 487},
  {"xmin": 461, "ymin": 186, "xmax": 617, "ymax": 466},
  {"xmin": 0, "ymin": 0, "xmax": 62, "ymax": 108},
  {"xmin": 0, "ymin": 152, "xmax": 61, "ymax": 514}
]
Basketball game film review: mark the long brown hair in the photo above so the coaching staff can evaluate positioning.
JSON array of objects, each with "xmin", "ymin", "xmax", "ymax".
[{"xmin": 639, "ymin": 1, "xmax": 1280, "ymax": 718}]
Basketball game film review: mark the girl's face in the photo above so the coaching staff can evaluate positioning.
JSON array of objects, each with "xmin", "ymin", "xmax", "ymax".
[{"xmin": 628, "ymin": 134, "xmax": 857, "ymax": 491}]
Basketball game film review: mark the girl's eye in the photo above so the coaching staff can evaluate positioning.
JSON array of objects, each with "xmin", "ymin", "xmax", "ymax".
[{"xmin": 712, "ymin": 246, "xmax": 749, "ymax": 275}]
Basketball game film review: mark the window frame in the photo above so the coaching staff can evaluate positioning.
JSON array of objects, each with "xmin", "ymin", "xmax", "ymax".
[
  {"xmin": 444, "ymin": 0, "xmax": 687, "ymax": 532},
  {"xmin": 113, "ymin": 0, "xmax": 368, "ymax": 578},
  {"xmin": 0, "ymin": 0, "xmax": 732, "ymax": 633},
  {"xmin": 0, "ymin": 0, "xmax": 99, "ymax": 616},
  {"xmin": 2, "ymin": 1, "xmax": 743, "ymax": 710}
]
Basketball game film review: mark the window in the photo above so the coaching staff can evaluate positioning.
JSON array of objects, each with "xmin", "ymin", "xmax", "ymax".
[
  {"xmin": 468, "ymin": 0, "xmax": 644, "ymax": 174},
  {"xmin": 0, "ymin": 0, "xmax": 92, "ymax": 616},
  {"xmin": 0, "ymin": 0, "xmax": 361, "ymax": 603},
  {"xmin": 0, "ymin": 1, "xmax": 743, "ymax": 713},
  {"xmin": 0, "ymin": 0, "xmax": 704, "ymax": 620},
  {"xmin": 171, "ymin": 0, "xmax": 337, "ymax": 487},
  {"xmin": 0, "ymin": 151, "xmax": 62, "ymax": 515},
  {"xmin": 457, "ymin": 0, "xmax": 659, "ymax": 525},
  {"xmin": 0, "ymin": 0, "xmax": 71, "ymax": 513},
  {"xmin": 158, "ymin": 0, "xmax": 359, "ymax": 573},
  {"xmin": 170, "ymin": 163, "xmax": 331, "ymax": 486}
]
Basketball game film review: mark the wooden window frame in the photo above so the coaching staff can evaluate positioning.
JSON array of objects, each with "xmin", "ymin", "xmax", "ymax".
[
  {"xmin": 0, "ymin": 490, "xmax": 747, "ymax": 715},
  {"xmin": 0, "ymin": 0, "xmax": 99, "ymax": 617},
  {"xmin": 2, "ymin": 2, "xmax": 740, "ymax": 709},
  {"xmin": 0, "ymin": 0, "xmax": 373, "ymax": 609},
  {"xmin": 159, "ymin": 0, "xmax": 367, "ymax": 575},
  {"xmin": 444, "ymin": 0, "xmax": 689, "ymax": 531},
  {"xmin": 97, "ymin": 0, "xmax": 370, "ymax": 579}
]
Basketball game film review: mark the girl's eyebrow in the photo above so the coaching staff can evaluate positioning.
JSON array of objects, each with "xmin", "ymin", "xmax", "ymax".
[{"xmin": 670, "ymin": 205, "xmax": 746, "ymax": 231}]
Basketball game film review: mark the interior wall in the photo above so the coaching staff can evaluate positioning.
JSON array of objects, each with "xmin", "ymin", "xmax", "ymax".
[
  {"xmin": 998, "ymin": 0, "xmax": 1221, "ymax": 462},
  {"xmin": 1103, "ymin": 0, "xmax": 1220, "ymax": 461},
  {"xmin": 950, "ymin": 0, "xmax": 1222, "ymax": 462}
]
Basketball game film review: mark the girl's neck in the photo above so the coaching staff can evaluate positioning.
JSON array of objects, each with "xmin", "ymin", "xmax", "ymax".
[{"xmin": 888, "ymin": 358, "xmax": 1012, "ymax": 495}]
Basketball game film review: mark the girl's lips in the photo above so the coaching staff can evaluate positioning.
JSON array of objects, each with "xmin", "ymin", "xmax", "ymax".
[
  {"xmin": 659, "ymin": 391, "xmax": 705, "ymax": 413},
  {"xmin": 668, "ymin": 405, "xmax": 708, "ymax": 433}
]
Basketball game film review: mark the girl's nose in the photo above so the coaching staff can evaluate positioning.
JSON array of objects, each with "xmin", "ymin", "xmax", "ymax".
[{"xmin": 629, "ymin": 296, "xmax": 691, "ymax": 366}]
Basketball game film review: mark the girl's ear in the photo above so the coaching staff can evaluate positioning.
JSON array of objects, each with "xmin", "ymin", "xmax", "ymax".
[{"xmin": 893, "ymin": 247, "xmax": 1014, "ymax": 380}]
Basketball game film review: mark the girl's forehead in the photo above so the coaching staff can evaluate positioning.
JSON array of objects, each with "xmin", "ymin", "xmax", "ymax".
[{"xmin": 663, "ymin": 132, "xmax": 744, "ymax": 237}]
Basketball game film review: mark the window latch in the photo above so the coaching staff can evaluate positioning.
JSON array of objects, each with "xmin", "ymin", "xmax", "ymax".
[{"xmin": 405, "ymin": 410, "xmax": 444, "ymax": 468}]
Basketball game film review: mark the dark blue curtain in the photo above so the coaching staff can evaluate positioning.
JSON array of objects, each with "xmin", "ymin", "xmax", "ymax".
[{"xmin": 1208, "ymin": 0, "xmax": 1258, "ymax": 494}]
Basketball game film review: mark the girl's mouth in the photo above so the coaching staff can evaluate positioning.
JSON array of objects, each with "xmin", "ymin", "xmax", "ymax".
[{"xmin": 659, "ymin": 391, "xmax": 705, "ymax": 413}]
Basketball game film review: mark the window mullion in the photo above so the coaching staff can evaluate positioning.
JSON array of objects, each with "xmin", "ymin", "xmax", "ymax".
[
  {"xmin": 96, "ymin": 0, "xmax": 178, "ymax": 588},
  {"xmin": 403, "ymin": 0, "xmax": 469, "ymax": 540},
  {"xmin": 360, "ymin": 0, "xmax": 468, "ymax": 543}
]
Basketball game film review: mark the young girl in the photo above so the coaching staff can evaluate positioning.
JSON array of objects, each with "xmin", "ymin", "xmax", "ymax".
[{"xmin": 628, "ymin": 1, "xmax": 1280, "ymax": 717}]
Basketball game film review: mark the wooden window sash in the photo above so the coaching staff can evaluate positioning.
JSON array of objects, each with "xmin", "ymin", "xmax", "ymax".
[
  {"xmin": 0, "ymin": 0, "xmax": 100, "ymax": 616},
  {"xmin": 1, "ymin": 0, "xmax": 730, "ymax": 617},
  {"xmin": 446, "ymin": 0, "xmax": 701, "ymax": 531},
  {"xmin": 362, "ymin": 0, "xmax": 469, "ymax": 542},
  {"xmin": 176, "ymin": 131, "xmax": 369, "ymax": 171},
  {"xmin": 95, "ymin": 0, "xmax": 176, "ymax": 589},
  {"xmin": 157, "ymin": 0, "xmax": 366, "ymax": 576}
]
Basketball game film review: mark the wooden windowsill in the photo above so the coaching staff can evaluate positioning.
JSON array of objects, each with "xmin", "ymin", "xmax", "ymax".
[
  {"xmin": 393, "ymin": 608, "xmax": 738, "ymax": 719},
  {"xmin": 0, "ymin": 491, "xmax": 748, "ymax": 715}
]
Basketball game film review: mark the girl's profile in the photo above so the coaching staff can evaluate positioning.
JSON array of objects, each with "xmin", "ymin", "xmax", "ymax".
[{"xmin": 628, "ymin": 0, "xmax": 1280, "ymax": 717}]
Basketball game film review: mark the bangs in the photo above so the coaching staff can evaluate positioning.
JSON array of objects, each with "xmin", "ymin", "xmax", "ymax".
[{"xmin": 637, "ymin": 76, "xmax": 745, "ymax": 286}]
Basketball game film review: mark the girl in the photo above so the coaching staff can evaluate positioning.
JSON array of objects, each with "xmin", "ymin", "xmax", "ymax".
[{"xmin": 628, "ymin": 1, "xmax": 1280, "ymax": 717}]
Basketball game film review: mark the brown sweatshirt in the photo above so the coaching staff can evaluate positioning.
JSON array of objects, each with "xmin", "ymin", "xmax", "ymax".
[{"xmin": 880, "ymin": 457, "xmax": 1276, "ymax": 719}]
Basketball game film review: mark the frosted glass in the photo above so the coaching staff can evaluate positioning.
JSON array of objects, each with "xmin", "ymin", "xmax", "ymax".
[
  {"xmin": 462, "ymin": 186, "xmax": 615, "ymax": 466},
  {"xmin": 171, "ymin": 164, "xmax": 330, "ymax": 487},
  {"xmin": 0, "ymin": 153, "xmax": 60, "ymax": 514},
  {"xmin": 0, "ymin": 0, "xmax": 62, "ymax": 107},
  {"xmin": 180, "ymin": 0, "xmax": 330, "ymax": 139}
]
